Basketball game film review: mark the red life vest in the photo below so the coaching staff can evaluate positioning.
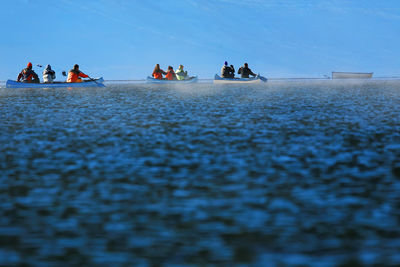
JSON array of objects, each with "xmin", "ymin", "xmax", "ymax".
[
  {"xmin": 67, "ymin": 69, "xmax": 89, "ymax": 83},
  {"xmin": 17, "ymin": 68, "xmax": 39, "ymax": 83},
  {"xmin": 165, "ymin": 70, "xmax": 176, "ymax": 80},
  {"xmin": 153, "ymin": 70, "xmax": 164, "ymax": 80}
]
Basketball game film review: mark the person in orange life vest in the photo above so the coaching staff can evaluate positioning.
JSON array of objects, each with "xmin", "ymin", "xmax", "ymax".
[
  {"xmin": 67, "ymin": 64, "xmax": 89, "ymax": 83},
  {"xmin": 152, "ymin": 64, "xmax": 167, "ymax": 79},
  {"xmin": 17, "ymin": 62, "xmax": 39, "ymax": 83},
  {"xmin": 165, "ymin": 66, "xmax": 177, "ymax": 80}
]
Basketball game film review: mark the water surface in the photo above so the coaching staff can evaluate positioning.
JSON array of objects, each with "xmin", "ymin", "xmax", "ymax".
[{"xmin": 1, "ymin": 81, "xmax": 400, "ymax": 266}]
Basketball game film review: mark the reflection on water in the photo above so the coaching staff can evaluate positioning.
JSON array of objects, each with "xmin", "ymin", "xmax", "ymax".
[{"xmin": 1, "ymin": 81, "xmax": 400, "ymax": 266}]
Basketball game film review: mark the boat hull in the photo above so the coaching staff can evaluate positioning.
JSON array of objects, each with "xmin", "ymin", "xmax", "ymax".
[
  {"xmin": 6, "ymin": 78, "xmax": 105, "ymax": 88},
  {"xmin": 332, "ymin": 72, "xmax": 373, "ymax": 79},
  {"xmin": 213, "ymin": 74, "xmax": 267, "ymax": 84},
  {"xmin": 146, "ymin": 76, "xmax": 198, "ymax": 84}
]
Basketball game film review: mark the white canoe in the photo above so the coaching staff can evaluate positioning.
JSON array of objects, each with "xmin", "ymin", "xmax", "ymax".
[
  {"xmin": 332, "ymin": 72, "xmax": 373, "ymax": 79},
  {"xmin": 213, "ymin": 74, "xmax": 267, "ymax": 84},
  {"xmin": 146, "ymin": 76, "xmax": 198, "ymax": 84}
]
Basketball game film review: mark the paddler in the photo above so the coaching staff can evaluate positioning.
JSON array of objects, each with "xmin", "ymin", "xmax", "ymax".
[
  {"xmin": 152, "ymin": 64, "xmax": 167, "ymax": 79},
  {"xmin": 175, "ymin": 65, "xmax": 188, "ymax": 80},
  {"xmin": 42, "ymin": 64, "xmax": 56, "ymax": 83},
  {"xmin": 17, "ymin": 62, "xmax": 40, "ymax": 83},
  {"xmin": 165, "ymin": 66, "xmax": 177, "ymax": 80},
  {"xmin": 238, "ymin": 63, "xmax": 257, "ymax": 78},
  {"xmin": 221, "ymin": 61, "xmax": 235, "ymax": 78},
  {"xmin": 67, "ymin": 64, "xmax": 89, "ymax": 83}
]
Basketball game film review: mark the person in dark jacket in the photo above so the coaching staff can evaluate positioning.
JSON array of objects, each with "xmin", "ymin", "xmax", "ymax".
[
  {"xmin": 238, "ymin": 63, "xmax": 257, "ymax": 78},
  {"xmin": 221, "ymin": 61, "xmax": 235, "ymax": 78},
  {"xmin": 17, "ymin": 62, "xmax": 40, "ymax": 83}
]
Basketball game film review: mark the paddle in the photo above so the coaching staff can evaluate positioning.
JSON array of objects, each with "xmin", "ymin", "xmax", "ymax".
[{"xmin": 257, "ymin": 73, "xmax": 268, "ymax": 82}]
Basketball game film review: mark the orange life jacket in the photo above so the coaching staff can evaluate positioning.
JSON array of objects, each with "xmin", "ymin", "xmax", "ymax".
[
  {"xmin": 67, "ymin": 69, "xmax": 89, "ymax": 83},
  {"xmin": 17, "ymin": 68, "xmax": 39, "ymax": 82},
  {"xmin": 165, "ymin": 70, "xmax": 176, "ymax": 80},
  {"xmin": 152, "ymin": 70, "xmax": 164, "ymax": 80}
]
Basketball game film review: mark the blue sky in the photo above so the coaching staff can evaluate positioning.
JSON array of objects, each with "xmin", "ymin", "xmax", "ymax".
[{"xmin": 0, "ymin": 0, "xmax": 399, "ymax": 80}]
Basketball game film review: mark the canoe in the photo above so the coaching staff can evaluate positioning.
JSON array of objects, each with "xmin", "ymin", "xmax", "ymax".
[
  {"xmin": 6, "ymin": 77, "xmax": 105, "ymax": 88},
  {"xmin": 213, "ymin": 74, "xmax": 267, "ymax": 84},
  {"xmin": 332, "ymin": 72, "xmax": 373, "ymax": 79},
  {"xmin": 146, "ymin": 76, "xmax": 198, "ymax": 84}
]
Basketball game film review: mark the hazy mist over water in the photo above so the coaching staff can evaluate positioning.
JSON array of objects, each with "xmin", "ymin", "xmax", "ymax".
[{"xmin": 1, "ymin": 81, "xmax": 400, "ymax": 266}]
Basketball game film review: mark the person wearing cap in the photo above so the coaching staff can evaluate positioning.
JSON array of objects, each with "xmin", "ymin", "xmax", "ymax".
[
  {"xmin": 238, "ymin": 63, "xmax": 257, "ymax": 78},
  {"xmin": 175, "ymin": 65, "xmax": 188, "ymax": 80},
  {"xmin": 67, "ymin": 64, "xmax": 89, "ymax": 83},
  {"xmin": 221, "ymin": 61, "xmax": 235, "ymax": 78},
  {"xmin": 42, "ymin": 65, "xmax": 56, "ymax": 83},
  {"xmin": 17, "ymin": 62, "xmax": 40, "ymax": 83}
]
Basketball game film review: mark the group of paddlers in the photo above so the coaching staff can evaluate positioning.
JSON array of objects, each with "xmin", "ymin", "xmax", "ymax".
[
  {"xmin": 152, "ymin": 62, "xmax": 258, "ymax": 80},
  {"xmin": 220, "ymin": 61, "xmax": 258, "ymax": 79},
  {"xmin": 17, "ymin": 63, "xmax": 90, "ymax": 83},
  {"xmin": 152, "ymin": 64, "xmax": 189, "ymax": 80},
  {"xmin": 17, "ymin": 61, "xmax": 259, "ymax": 83}
]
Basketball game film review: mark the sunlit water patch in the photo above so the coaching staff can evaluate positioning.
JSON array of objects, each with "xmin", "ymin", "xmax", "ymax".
[{"xmin": 1, "ymin": 81, "xmax": 400, "ymax": 266}]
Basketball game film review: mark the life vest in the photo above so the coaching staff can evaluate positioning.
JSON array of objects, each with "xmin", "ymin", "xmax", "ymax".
[
  {"xmin": 43, "ymin": 66, "xmax": 56, "ymax": 83},
  {"xmin": 175, "ymin": 69, "xmax": 187, "ymax": 80},
  {"xmin": 19, "ymin": 68, "xmax": 39, "ymax": 83},
  {"xmin": 153, "ymin": 70, "xmax": 164, "ymax": 80},
  {"xmin": 165, "ymin": 70, "xmax": 176, "ymax": 80},
  {"xmin": 221, "ymin": 66, "xmax": 234, "ymax": 78},
  {"xmin": 238, "ymin": 67, "xmax": 254, "ymax": 78},
  {"xmin": 67, "ymin": 69, "xmax": 88, "ymax": 83}
]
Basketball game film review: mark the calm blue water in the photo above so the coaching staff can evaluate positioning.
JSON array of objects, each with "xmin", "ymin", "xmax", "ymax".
[{"xmin": 1, "ymin": 81, "xmax": 400, "ymax": 266}]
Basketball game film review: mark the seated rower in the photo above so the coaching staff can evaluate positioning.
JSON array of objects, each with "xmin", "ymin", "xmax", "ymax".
[
  {"xmin": 175, "ymin": 65, "xmax": 188, "ymax": 80},
  {"xmin": 221, "ymin": 61, "xmax": 235, "ymax": 78},
  {"xmin": 165, "ymin": 66, "xmax": 177, "ymax": 80},
  {"xmin": 238, "ymin": 63, "xmax": 257, "ymax": 78},
  {"xmin": 67, "ymin": 64, "xmax": 89, "ymax": 83},
  {"xmin": 43, "ymin": 65, "xmax": 56, "ymax": 83},
  {"xmin": 152, "ymin": 64, "xmax": 167, "ymax": 79},
  {"xmin": 17, "ymin": 62, "xmax": 40, "ymax": 83}
]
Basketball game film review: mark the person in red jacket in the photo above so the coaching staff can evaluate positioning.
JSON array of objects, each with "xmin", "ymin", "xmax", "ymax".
[
  {"xmin": 152, "ymin": 64, "xmax": 167, "ymax": 79},
  {"xmin": 17, "ymin": 62, "xmax": 40, "ymax": 83},
  {"xmin": 165, "ymin": 66, "xmax": 177, "ymax": 80},
  {"xmin": 67, "ymin": 64, "xmax": 89, "ymax": 83}
]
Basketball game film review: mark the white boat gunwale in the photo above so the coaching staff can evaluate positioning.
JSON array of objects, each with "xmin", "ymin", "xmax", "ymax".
[
  {"xmin": 213, "ymin": 74, "xmax": 267, "ymax": 84},
  {"xmin": 146, "ymin": 76, "xmax": 198, "ymax": 84}
]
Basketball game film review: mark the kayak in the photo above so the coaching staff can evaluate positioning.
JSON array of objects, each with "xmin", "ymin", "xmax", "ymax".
[
  {"xmin": 213, "ymin": 74, "xmax": 267, "ymax": 84},
  {"xmin": 6, "ymin": 77, "xmax": 105, "ymax": 88},
  {"xmin": 146, "ymin": 76, "xmax": 198, "ymax": 84}
]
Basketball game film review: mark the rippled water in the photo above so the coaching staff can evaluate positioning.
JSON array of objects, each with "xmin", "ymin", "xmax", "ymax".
[{"xmin": 1, "ymin": 81, "xmax": 400, "ymax": 266}]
